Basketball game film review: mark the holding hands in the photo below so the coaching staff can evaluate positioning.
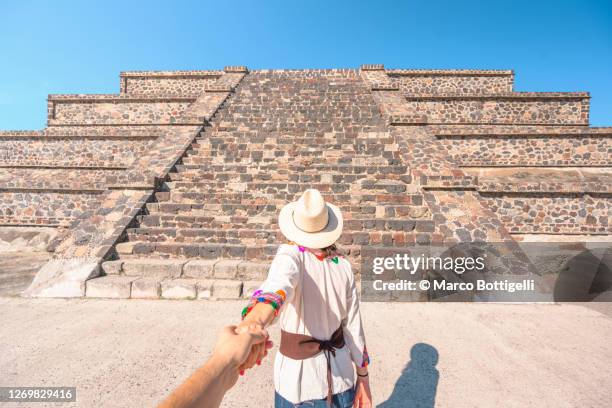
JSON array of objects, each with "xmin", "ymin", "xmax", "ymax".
[
  {"xmin": 157, "ymin": 323, "xmax": 272, "ymax": 408},
  {"xmin": 234, "ymin": 321, "xmax": 272, "ymax": 375}
]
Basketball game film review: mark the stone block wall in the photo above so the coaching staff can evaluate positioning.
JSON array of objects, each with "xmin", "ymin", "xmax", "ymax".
[
  {"xmin": 0, "ymin": 191, "xmax": 104, "ymax": 227},
  {"xmin": 438, "ymin": 134, "xmax": 612, "ymax": 166},
  {"xmin": 403, "ymin": 93, "xmax": 589, "ymax": 125},
  {"xmin": 388, "ymin": 69, "xmax": 514, "ymax": 95},
  {"xmin": 481, "ymin": 193, "xmax": 611, "ymax": 234},
  {"xmin": 0, "ymin": 136, "xmax": 156, "ymax": 168},
  {"xmin": 7, "ymin": 68, "xmax": 248, "ymax": 297},
  {"xmin": 48, "ymin": 95, "xmax": 197, "ymax": 126},
  {"xmin": 0, "ymin": 168, "xmax": 122, "ymax": 190},
  {"xmin": 1, "ymin": 64, "xmax": 610, "ymax": 299},
  {"xmin": 120, "ymin": 71, "xmax": 223, "ymax": 96}
]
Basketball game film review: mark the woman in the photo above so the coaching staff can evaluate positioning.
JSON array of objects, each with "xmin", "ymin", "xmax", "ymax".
[{"xmin": 238, "ymin": 189, "xmax": 372, "ymax": 408}]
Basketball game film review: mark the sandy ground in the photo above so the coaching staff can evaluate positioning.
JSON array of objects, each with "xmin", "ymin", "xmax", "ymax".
[
  {"xmin": 0, "ymin": 298, "xmax": 611, "ymax": 408},
  {"xmin": 0, "ymin": 251, "xmax": 50, "ymax": 296}
]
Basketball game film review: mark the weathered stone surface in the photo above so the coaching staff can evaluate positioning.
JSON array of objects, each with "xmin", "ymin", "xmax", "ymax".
[
  {"xmin": 196, "ymin": 280, "xmax": 214, "ymax": 299},
  {"xmin": 238, "ymin": 262, "xmax": 269, "ymax": 280},
  {"xmin": 86, "ymin": 276, "xmax": 136, "ymax": 298},
  {"xmin": 161, "ymin": 279, "xmax": 197, "ymax": 299},
  {"xmin": 123, "ymin": 259, "xmax": 184, "ymax": 278},
  {"xmin": 242, "ymin": 281, "xmax": 264, "ymax": 299},
  {"xmin": 213, "ymin": 280, "xmax": 243, "ymax": 299},
  {"xmin": 214, "ymin": 260, "xmax": 242, "ymax": 279},
  {"xmin": 131, "ymin": 277, "xmax": 161, "ymax": 298},
  {"xmin": 183, "ymin": 260, "xmax": 216, "ymax": 278},
  {"xmin": 22, "ymin": 258, "xmax": 100, "ymax": 298},
  {"xmin": 101, "ymin": 260, "xmax": 123, "ymax": 275},
  {"xmin": 116, "ymin": 242, "xmax": 137, "ymax": 255},
  {"xmin": 2, "ymin": 67, "xmax": 610, "ymax": 300}
]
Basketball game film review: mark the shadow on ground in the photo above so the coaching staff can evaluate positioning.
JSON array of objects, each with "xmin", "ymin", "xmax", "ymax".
[{"xmin": 378, "ymin": 343, "xmax": 439, "ymax": 408}]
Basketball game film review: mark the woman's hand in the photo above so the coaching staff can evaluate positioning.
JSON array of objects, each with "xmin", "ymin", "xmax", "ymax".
[
  {"xmin": 235, "ymin": 320, "xmax": 270, "ymax": 374},
  {"xmin": 353, "ymin": 375, "xmax": 372, "ymax": 408}
]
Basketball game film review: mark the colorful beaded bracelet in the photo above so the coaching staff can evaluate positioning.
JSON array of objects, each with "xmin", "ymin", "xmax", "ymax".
[
  {"xmin": 241, "ymin": 289, "xmax": 286, "ymax": 320},
  {"xmin": 361, "ymin": 346, "xmax": 370, "ymax": 367}
]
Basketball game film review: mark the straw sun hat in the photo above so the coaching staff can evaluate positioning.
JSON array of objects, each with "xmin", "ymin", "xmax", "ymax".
[{"xmin": 278, "ymin": 189, "xmax": 343, "ymax": 249}]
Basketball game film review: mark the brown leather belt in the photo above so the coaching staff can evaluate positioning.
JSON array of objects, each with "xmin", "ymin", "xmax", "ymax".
[{"xmin": 279, "ymin": 326, "xmax": 345, "ymax": 407}]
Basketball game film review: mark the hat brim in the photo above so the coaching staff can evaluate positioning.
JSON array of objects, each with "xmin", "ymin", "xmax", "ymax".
[{"xmin": 278, "ymin": 201, "xmax": 343, "ymax": 249}]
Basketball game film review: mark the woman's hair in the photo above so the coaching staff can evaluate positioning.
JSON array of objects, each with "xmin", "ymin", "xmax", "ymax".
[
  {"xmin": 288, "ymin": 241, "xmax": 341, "ymax": 258},
  {"xmin": 320, "ymin": 243, "xmax": 340, "ymax": 258}
]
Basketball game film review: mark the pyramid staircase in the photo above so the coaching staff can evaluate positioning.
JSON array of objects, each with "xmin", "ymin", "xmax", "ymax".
[
  {"xmin": 88, "ymin": 70, "xmax": 432, "ymax": 299},
  {"xmin": 2, "ymin": 65, "xmax": 609, "ymax": 300}
]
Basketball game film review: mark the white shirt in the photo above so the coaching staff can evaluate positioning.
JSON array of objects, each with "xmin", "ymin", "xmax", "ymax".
[{"xmin": 256, "ymin": 244, "xmax": 368, "ymax": 404}]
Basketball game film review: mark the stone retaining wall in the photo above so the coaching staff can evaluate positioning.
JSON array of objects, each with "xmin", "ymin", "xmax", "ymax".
[
  {"xmin": 1, "ymin": 65, "xmax": 609, "ymax": 299},
  {"xmin": 481, "ymin": 193, "xmax": 611, "ymax": 234},
  {"xmin": 0, "ymin": 137, "xmax": 156, "ymax": 168},
  {"xmin": 120, "ymin": 71, "xmax": 222, "ymax": 96},
  {"xmin": 403, "ymin": 93, "xmax": 589, "ymax": 125},
  {"xmin": 18, "ymin": 68, "xmax": 248, "ymax": 297},
  {"xmin": 0, "ymin": 191, "xmax": 105, "ymax": 226},
  {"xmin": 439, "ymin": 135, "xmax": 611, "ymax": 166},
  {"xmin": 388, "ymin": 69, "xmax": 513, "ymax": 95},
  {"xmin": 0, "ymin": 168, "xmax": 121, "ymax": 190},
  {"xmin": 48, "ymin": 95, "xmax": 197, "ymax": 126}
]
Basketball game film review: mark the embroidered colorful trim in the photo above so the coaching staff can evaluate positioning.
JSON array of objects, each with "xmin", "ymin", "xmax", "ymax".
[
  {"xmin": 241, "ymin": 289, "xmax": 287, "ymax": 320},
  {"xmin": 361, "ymin": 346, "xmax": 370, "ymax": 367},
  {"xmin": 289, "ymin": 242, "xmax": 343, "ymax": 263}
]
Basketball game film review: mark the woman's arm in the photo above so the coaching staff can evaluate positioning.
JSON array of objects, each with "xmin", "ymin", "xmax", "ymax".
[
  {"xmin": 340, "ymin": 262, "xmax": 372, "ymax": 407},
  {"xmin": 236, "ymin": 303, "xmax": 277, "ymax": 371},
  {"xmin": 241, "ymin": 302, "xmax": 276, "ymax": 328}
]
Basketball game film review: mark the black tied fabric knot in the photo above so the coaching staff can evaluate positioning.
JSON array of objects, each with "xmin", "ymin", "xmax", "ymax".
[
  {"xmin": 280, "ymin": 327, "xmax": 345, "ymax": 407},
  {"xmin": 301, "ymin": 329, "xmax": 346, "ymax": 407}
]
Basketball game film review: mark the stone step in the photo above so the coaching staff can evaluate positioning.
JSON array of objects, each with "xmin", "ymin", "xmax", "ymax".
[
  {"xmin": 178, "ymin": 163, "xmax": 408, "ymax": 175},
  {"xmin": 156, "ymin": 190, "xmax": 421, "ymax": 205},
  {"xmin": 117, "ymin": 241, "xmax": 280, "ymax": 260},
  {"xmin": 85, "ymin": 275, "xmax": 257, "ymax": 300},
  {"xmin": 116, "ymin": 241, "xmax": 363, "ymax": 260},
  {"xmin": 190, "ymin": 138, "xmax": 398, "ymax": 150},
  {"xmin": 136, "ymin": 214, "xmax": 426, "ymax": 230},
  {"xmin": 167, "ymin": 180, "xmax": 410, "ymax": 194},
  {"xmin": 213, "ymin": 111, "xmax": 381, "ymax": 122},
  {"xmin": 196, "ymin": 133, "xmax": 396, "ymax": 145},
  {"xmin": 181, "ymin": 153, "xmax": 401, "ymax": 166},
  {"xmin": 169, "ymin": 171, "xmax": 409, "ymax": 184},
  {"xmin": 144, "ymin": 202, "xmax": 427, "ymax": 219},
  {"xmin": 101, "ymin": 258, "xmax": 268, "ymax": 280},
  {"xmin": 127, "ymin": 227, "xmax": 281, "ymax": 244},
  {"xmin": 126, "ymin": 227, "xmax": 430, "ymax": 246},
  {"xmin": 131, "ymin": 215, "xmax": 423, "ymax": 237},
  {"xmin": 195, "ymin": 131, "xmax": 393, "ymax": 141}
]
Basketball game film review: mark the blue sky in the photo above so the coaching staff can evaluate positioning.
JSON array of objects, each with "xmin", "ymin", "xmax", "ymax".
[{"xmin": 0, "ymin": 0, "xmax": 610, "ymax": 128}]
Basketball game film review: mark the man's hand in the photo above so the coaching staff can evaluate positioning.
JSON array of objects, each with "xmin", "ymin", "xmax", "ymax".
[
  {"xmin": 212, "ymin": 324, "xmax": 272, "ymax": 384},
  {"xmin": 235, "ymin": 320, "xmax": 270, "ymax": 374},
  {"xmin": 158, "ymin": 324, "xmax": 273, "ymax": 408}
]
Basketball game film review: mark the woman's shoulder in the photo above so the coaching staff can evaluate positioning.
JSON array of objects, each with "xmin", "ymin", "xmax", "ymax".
[
  {"xmin": 332, "ymin": 255, "xmax": 354, "ymax": 279},
  {"xmin": 275, "ymin": 243, "xmax": 301, "ymax": 258}
]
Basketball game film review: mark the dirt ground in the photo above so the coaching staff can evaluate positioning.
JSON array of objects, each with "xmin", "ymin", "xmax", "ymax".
[{"xmin": 0, "ymin": 298, "xmax": 610, "ymax": 408}]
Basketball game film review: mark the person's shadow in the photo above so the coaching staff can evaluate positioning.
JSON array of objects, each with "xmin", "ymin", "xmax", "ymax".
[{"xmin": 378, "ymin": 343, "xmax": 439, "ymax": 408}]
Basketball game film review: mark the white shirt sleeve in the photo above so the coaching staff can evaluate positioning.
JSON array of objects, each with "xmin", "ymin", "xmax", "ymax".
[
  {"xmin": 341, "ymin": 261, "xmax": 370, "ymax": 367},
  {"xmin": 256, "ymin": 244, "xmax": 301, "ymax": 315}
]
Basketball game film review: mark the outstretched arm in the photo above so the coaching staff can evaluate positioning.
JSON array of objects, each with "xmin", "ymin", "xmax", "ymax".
[
  {"xmin": 157, "ymin": 324, "xmax": 271, "ymax": 408},
  {"xmin": 236, "ymin": 303, "xmax": 277, "ymax": 371}
]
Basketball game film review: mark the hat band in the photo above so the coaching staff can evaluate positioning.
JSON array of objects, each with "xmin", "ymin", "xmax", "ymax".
[{"xmin": 292, "ymin": 207, "xmax": 330, "ymax": 233}]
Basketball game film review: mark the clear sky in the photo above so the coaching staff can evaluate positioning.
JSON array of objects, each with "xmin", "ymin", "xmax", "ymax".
[{"xmin": 0, "ymin": 0, "xmax": 610, "ymax": 128}]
